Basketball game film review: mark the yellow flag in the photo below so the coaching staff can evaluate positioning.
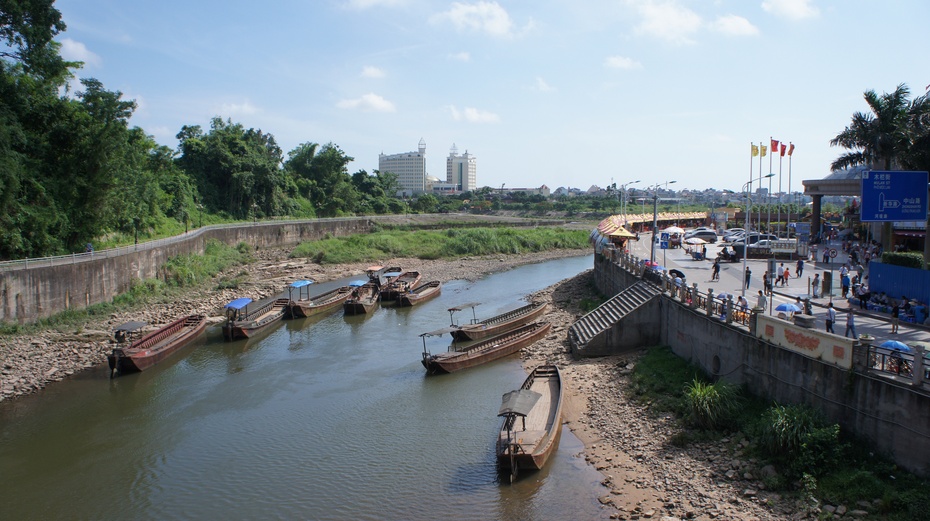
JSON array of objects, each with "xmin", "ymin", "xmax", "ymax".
[
  {"xmin": 751, "ymin": 144, "xmax": 759, "ymax": 157},
  {"xmin": 761, "ymin": 145, "xmax": 768, "ymax": 157}
]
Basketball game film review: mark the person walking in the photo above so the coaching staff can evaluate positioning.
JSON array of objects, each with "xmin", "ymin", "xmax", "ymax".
[
  {"xmin": 845, "ymin": 311, "xmax": 856, "ymax": 338},
  {"xmin": 891, "ymin": 301, "xmax": 900, "ymax": 333},
  {"xmin": 783, "ymin": 266, "xmax": 791, "ymax": 287},
  {"xmin": 841, "ymin": 273, "xmax": 850, "ymax": 298},
  {"xmin": 757, "ymin": 290, "xmax": 767, "ymax": 313},
  {"xmin": 812, "ymin": 273, "xmax": 821, "ymax": 299},
  {"xmin": 825, "ymin": 302, "xmax": 836, "ymax": 333},
  {"xmin": 744, "ymin": 267, "xmax": 751, "ymax": 289},
  {"xmin": 712, "ymin": 258, "xmax": 720, "ymax": 281},
  {"xmin": 763, "ymin": 271, "xmax": 771, "ymax": 295},
  {"xmin": 796, "ymin": 258, "xmax": 804, "ymax": 278}
]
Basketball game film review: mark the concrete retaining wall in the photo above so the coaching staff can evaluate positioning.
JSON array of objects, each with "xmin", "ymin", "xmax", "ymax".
[
  {"xmin": 593, "ymin": 252, "xmax": 930, "ymax": 477},
  {"xmin": 0, "ymin": 219, "xmax": 371, "ymax": 323}
]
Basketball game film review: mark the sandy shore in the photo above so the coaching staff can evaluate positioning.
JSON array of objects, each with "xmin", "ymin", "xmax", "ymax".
[{"xmin": 0, "ymin": 247, "xmax": 802, "ymax": 520}]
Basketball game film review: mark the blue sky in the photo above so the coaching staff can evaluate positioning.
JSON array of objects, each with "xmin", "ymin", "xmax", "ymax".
[{"xmin": 54, "ymin": 0, "xmax": 930, "ymax": 194}]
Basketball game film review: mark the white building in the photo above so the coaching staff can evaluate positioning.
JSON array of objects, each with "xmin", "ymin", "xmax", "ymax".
[
  {"xmin": 446, "ymin": 144, "xmax": 477, "ymax": 192},
  {"xmin": 379, "ymin": 138, "xmax": 428, "ymax": 195}
]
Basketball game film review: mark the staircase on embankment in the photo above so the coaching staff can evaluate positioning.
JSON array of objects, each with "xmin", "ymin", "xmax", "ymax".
[{"xmin": 568, "ymin": 280, "xmax": 661, "ymax": 357}]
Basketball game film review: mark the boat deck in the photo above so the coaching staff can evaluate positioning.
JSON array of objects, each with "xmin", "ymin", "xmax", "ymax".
[{"xmin": 501, "ymin": 377, "xmax": 559, "ymax": 453}]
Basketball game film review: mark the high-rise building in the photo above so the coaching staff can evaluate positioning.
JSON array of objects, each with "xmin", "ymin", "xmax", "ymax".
[
  {"xmin": 379, "ymin": 138, "xmax": 427, "ymax": 195},
  {"xmin": 446, "ymin": 144, "xmax": 476, "ymax": 192}
]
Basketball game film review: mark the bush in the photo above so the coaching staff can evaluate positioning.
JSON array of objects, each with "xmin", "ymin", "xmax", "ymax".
[
  {"xmin": 757, "ymin": 403, "xmax": 844, "ymax": 478},
  {"xmin": 684, "ymin": 378, "xmax": 741, "ymax": 430}
]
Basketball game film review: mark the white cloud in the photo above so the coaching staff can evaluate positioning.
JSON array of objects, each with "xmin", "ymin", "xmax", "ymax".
[
  {"xmin": 219, "ymin": 101, "xmax": 259, "ymax": 115},
  {"xmin": 604, "ymin": 55, "xmax": 643, "ymax": 69},
  {"xmin": 761, "ymin": 0, "xmax": 820, "ymax": 20},
  {"xmin": 535, "ymin": 77, "xmax": 555, "ymax": 92},
  {"xmin": 632, "ymin": 1, "xmax": 702, "ymax": 45},
  {"xmin": 59, "ymin": 38, "xmax": 102, "ymax": 67},
  {"xmin": 361, "ymin": 66, "xmax": 386, "ymax": 78},
  {"xmin": 449, "ymin": 51, "xmax": 471, "ymax": 62},
  {"xmin": 710, "ymin": 14, "xmax": 759, "ymax": 36},
  {"xmin": 431, "ymin": 1, "xmax": 532, "ymax": 38},
  {"xmin": 337, "ymin": 93, "xmax": 396, "ymax": 112},
  {"xmin": 448, "ymin": 105, "xmax": 500, "ymax": 123}
]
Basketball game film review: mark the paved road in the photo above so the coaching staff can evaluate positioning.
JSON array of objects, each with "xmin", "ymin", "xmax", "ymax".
[{"xmin": 629, "ymin": 232, "xmax": 930, "ymax": 347}]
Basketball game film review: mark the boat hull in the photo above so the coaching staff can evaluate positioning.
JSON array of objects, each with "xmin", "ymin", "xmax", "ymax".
[
  {"xmin": 380, "ymin": 271, "xmax": 421, "ymax": 301},
  {"xmin": 399, "ymin": 281, "xmax": 441, "ymax": 307},
  {"xmin": 343, "ymin": 283, "xmax": 379, "ymax": 315},
  {"xmin": 107, "ymin": 315, "xmax": 207, "ymax": 376},
  {"xmin": 223, "ymin": 298, "xmax": 289, "ymax": 341},
  {"xmin": 288, "ymin": 286, "xmax": 353, "ymax": 318},
  {"xmin": 422, "ymin": 322, "xmax": 551, "ymax": 374},
  {"xmin": 496, "ymin": 365, "xmax": 563, "ymax": 473},
  {"xmin": 452, "ymin": 302, "xmax": 548, "ymax": 341}
]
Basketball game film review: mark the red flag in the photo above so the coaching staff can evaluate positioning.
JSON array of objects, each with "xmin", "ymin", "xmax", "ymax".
[
  {"xmin": 771, "ymin": 139, "xmax": 779, "ymax": 151},
  {"xmin": 780, "ymin": 143, "xmax": 787, "ymax": 156},
  {"xmin": 787, "ymin": 143, "xmax": 795, "ymax": 156}
]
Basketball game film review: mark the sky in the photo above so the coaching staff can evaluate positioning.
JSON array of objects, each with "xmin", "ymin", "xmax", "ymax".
[{"xmin": 53, "ymin": 0, "xmax": 930, "ymax": 195}]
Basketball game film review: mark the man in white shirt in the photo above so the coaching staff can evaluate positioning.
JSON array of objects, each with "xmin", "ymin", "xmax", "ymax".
[{"xmin": 826, "ymin": 302, "xmax": 836, "ymax": 333}]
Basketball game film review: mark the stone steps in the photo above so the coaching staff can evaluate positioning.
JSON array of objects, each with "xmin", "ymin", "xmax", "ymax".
[{"xmin": 568, "ymin": 281, "xmax": 661, "ymax": 348}]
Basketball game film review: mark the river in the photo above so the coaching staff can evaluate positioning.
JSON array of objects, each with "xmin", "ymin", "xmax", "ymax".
[{"xmin": 0, "ymin": 254, "xmax": 612, "ymax": 520}]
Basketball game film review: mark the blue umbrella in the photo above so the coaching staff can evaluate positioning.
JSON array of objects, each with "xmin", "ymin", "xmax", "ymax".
[
  {"xmin": 348, "ymin": 280, "xmax": 367, "ymax": 287},
  {"xmin": 879, "ymin": 340, "xmax": 912, "ymax": 352},
  {"xmin": 775, "ymin": 303, "xmax": 801, "ymax": 313}
]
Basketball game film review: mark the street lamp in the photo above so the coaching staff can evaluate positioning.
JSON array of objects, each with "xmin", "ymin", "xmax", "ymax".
[
  {"xmin": 741, "ymin": 173, "xmax": 775, "ymax": 296},
  {"xmin": 620, "ymin": 180, "xmax": 640, "ymax": 218},
  {"xmin": 650, "ymin": 180, "xmax": 676, "ymax": 264}
]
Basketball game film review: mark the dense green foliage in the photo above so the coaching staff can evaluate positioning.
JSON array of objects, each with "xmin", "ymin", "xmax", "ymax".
[
  {"xmin": 629, "ymin": 347, "xmax": 929, "ymax": 519},
  {"xmin": 683, "ymin": 378, "xmax": 740, "ymax": 430},
  {"xmin": 289, "ymin": 227, "xmax": 589, "ymax": 264}
]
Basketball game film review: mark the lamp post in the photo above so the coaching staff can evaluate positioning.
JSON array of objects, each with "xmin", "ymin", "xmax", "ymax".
[
  {"xmin": 620, "ymin": 180, "xmax": 640, "ymax": 218},
  {"xmin": 742, "ymin": 173, "xmax": 775, "ymax": 296},
  {"xmin": 649, "ymin": 180, "xmax": 676, "ymax": 264}
]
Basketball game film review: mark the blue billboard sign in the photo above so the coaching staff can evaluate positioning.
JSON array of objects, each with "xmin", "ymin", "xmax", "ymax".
[{"xmin": 860, "ymin": 170, "xmax": 928, "ymax": 222}]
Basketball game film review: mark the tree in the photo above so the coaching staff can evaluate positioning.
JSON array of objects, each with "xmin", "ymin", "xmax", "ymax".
[
  {"xmin": 830, "ymin": 83, "xmax": 911, "ymax": 171},
  {"xmin": 0, "ymin": 0, "xmax": 68, "ymax": 78}
]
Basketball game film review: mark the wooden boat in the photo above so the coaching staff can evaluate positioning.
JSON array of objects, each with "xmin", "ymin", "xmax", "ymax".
[
  {"xmin": 380, "ymin": 270, "xmax": 421, "ymax": 301},
  {"xmin": 107, "ymin": 315, "xmax": 207, "ymax": 377},
  {"xmin": 496, "ymin": 365, "xmax": 563, "ymax": 480},
  {"xmin": 450, "ymin": 301, "xmax": 549, "ymax": 341},
  {"xmin": 287, "ymin": 280, "xmax": 353, "ymax": 318},
  {"xmin": 421, "ymin": 321, "xmax": 552, "ymax": 374},
  {"xmin": 366, "ymin": 265, "xmax": 402, "ymax": 288},
  {"xmin": 222, "ymin": 296, "xmax": 289, "ymax": 340},
  {"xmin": 343, "ymin": 282, "xmax": 380, "ymax": 315},
  {"xmin": 399, "ymin": 280, "xmax": 441, "ymax": 307}
]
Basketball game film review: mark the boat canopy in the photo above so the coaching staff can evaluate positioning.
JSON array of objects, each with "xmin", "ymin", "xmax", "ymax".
[
  {"xmin": 366, "ymin": 265, "xmax": 383, "ymax": 271},
  {"xmin": 498, "ymin": 389, "xmax": 542, "ymax": 417},
  {"xmin": 348, "ymin": 280, "xmax": 367, "ymax": 287},
  {"xmin": 225, "ymin": 298, "xmax": 253, "ymax": 310},
  {"xmin": 289, "ymin": 280, "xmax": 314, "ymax": 288},
  {"xmin": 448, "ymin": 302, "xmax": 482, "ymax": 312},
  {"xmin": 421, "ymin": 326, "xmax": 461, "ymax": 338},
  {"xmin": 383, "ymin": 271, "xmax": 402, "ymax": 278},
  {"xmin": 114, "ymin": 321, "xmax": 147, "ymax": 332}
]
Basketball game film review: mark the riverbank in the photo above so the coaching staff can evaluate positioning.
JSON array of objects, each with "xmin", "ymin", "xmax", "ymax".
[
  {"xmin": 0, "ymin": 247, "xmax": 591, "ymax": 401},
  {"xmin": 524, "ymin": 273, "xmax": 805, "ymax": 521}
]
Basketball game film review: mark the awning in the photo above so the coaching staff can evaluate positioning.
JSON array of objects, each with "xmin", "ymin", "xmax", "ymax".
[
  {"xmin": 114, "ymin": 321, "xmax": 147, "ymax": 332},
  {"xmin": 498, "ymin": 389, "xmax": 542, "ymax": 417},
  {"xmin": 448, "ymin": 302, "xmax": 481, "ymax": 312},
  {"xmin": 289, "ymin": 280, "xmax": 314, "ymax": 288},
  {"xmin": 224, "ymin": 298, "xmax": 253, "ymax": 310}
]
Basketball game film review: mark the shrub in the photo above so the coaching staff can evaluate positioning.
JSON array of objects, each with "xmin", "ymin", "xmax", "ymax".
[
  {"xmin": 683, "ymin": 378, "xmax": 741, "ymax": 430},
  {"xmin": 757, "ymin": 403, "xmax": 844, "ymax": 479}
]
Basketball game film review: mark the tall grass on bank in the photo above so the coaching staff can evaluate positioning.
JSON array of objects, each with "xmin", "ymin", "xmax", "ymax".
[
  {"xmin": 0, "ymin": 240, "xmax": 253, "ymax": 336},
  {"xmin": 289, "ymin": 227, "xmax": 590, "ymax": 264},
  {"xmin": 630, "ymin": 346, "xmax": 928, "ymax": 519}
]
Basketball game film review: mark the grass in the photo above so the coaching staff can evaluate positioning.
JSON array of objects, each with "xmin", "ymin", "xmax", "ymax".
[
  {"xmin": 289, "ymin": 227, "xmax": 590, "ymax": 264},
  {"xmin": 628, "ymin": 346, "xmax": 930, "ymax": 520}
]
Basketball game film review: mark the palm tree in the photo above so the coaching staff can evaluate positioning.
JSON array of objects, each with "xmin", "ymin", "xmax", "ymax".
[{"xmin": 830, "ymin": 83, "xmax": 911, "ymax": 171}]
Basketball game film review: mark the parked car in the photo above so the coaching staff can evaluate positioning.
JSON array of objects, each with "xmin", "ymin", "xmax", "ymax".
[
  {"xmin": 731, "ymin": 233, "xmax": 777, "ymax": 246},
  {"xmin": 683, "ymin": 229, "xmax": 718, "ymax": 243}
]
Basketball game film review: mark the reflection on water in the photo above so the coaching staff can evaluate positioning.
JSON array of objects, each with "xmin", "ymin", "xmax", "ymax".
[{"xmin": 0, "ymin": 254, "xmax": 611, "ymax": 520}]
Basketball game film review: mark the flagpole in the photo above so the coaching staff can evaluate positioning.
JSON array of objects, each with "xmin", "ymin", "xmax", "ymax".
[
  {"xmin": 778, "ymin": 144, "xmax": 783, "ymax": 235},
  {"xmin": 758, "ymin": 142, "xmax": 764, "ymax": 231},
  {"xmin": 767, "ymin": 137, "xmax": 773, "ymax": 233},
  {"xmin": 749, "ymin": 142, "xmax": 755, "ymax": 235},
  {"xmin": 788, "ymin": 143, "xmax": 794, "ymax": 233}
]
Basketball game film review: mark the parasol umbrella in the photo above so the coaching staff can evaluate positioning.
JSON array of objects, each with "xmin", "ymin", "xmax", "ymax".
[
  {"xmin": 668, "ymin": 269, "xmax": 685, "ymax": 279},
  {"xmin": 775, "ymin": 303, "xmax": 801, "ymax": 313},
  {"xmin": 684, "ymin": 237, "xmax": 706, "ymax": 245},
  {"xmin": 663, "ymin": 226, "xmax": 685, "ymax": 234},
  {"xmin": 644, "ymin": 260, "xmax": 661, "ymax": 267},
  {"xmin": 716, "ymin": 292, "xmax": 733, "ymax": 299},
  {"xmin": 879, "ymin": 339, "xmax": 911, "ymax": 352}
]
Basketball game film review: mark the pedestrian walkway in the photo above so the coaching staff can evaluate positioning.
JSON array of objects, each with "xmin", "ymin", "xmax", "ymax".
[{"xmin": 630, "ymin": 232, "xmax": 930, "ymax": 348}]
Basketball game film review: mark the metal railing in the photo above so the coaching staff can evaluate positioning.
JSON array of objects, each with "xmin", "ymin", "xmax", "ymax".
[{"xmin": 868, "ymin": 346, "xmax": 928, "ymax": 379}]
